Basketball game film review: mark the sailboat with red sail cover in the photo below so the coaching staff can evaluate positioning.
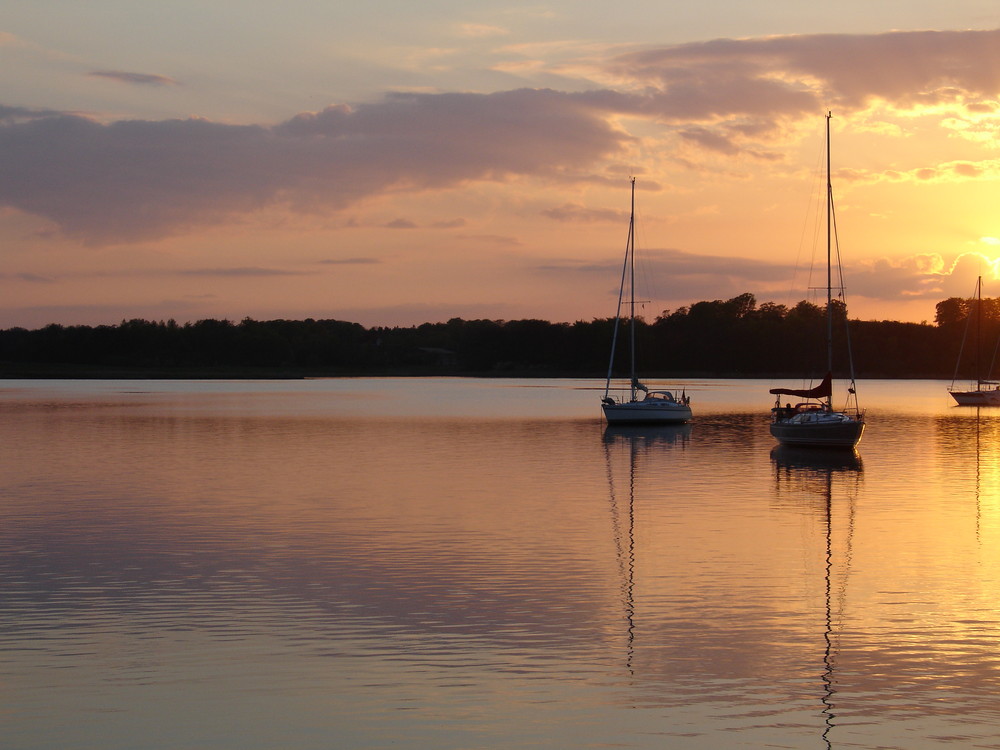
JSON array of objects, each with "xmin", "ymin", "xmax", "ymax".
[{"xmin": 768, "ymin": 114, "xmax": 864, "ymax": 449}]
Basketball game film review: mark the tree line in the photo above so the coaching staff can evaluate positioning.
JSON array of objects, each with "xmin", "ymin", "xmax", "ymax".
[{"xmin": 0, "ymin": 292, "xmax": 995, "ymax": 379}]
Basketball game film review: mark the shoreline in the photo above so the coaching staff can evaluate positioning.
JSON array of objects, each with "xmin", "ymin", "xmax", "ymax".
[{"xmin": 0, "ymin": 363, "xmax": 951, "ymax": 380}]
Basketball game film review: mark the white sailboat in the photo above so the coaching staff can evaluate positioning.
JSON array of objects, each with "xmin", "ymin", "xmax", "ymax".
[
  {"xmin": 769, "ymin": 113, "xmax": 864, "ymax": 449},
  {"xmin": 601, "ymin": 178, "xmax": 691, "ymax": 425},
  {"xmin": 947, "ymin": 276, "xmax": 1000, "ymax": 405}
]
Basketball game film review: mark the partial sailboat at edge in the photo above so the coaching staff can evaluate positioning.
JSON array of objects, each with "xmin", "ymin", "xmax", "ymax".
[
  {"xmin": 947, "ymin": 276, "xmax": 1000, "ymax": 406},
  {"xmin": 769, "ymin": 113, "xmax": 864, "ymax": 449},
  {"xmin": 601, "ymin": 178, "xmax": 691, "ymax": 425}
]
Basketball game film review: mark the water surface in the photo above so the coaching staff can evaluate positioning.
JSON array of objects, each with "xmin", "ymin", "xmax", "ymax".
[{"xmin": 2, "ymin": 378, "xmax": 998, "ymax": 749}]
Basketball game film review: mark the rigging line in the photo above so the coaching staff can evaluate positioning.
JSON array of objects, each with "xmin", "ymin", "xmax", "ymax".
[
  {"xmin": 976, "ymin": 264, "xmax": 1000, "ymax": 386},
  {"xmin": 988, "ymin": 324, "xmax": 1000, "ymax": 382},
  {"xmin": 829, "ymin": 191, "xmax": 860, "ymax": 411},
  {"xmin": 950, "ymin": 279, "xmax": 977, "ymax": 388},
  {"xmin": 983, "ymin": 284, "xmax": 1000, "ymax": 381},
  {"xmin": 788, "ymin": 128, "xmax": 828, "ymax": 311},
  {"xmin": 631, "ymin": 184, "xmax": 657, "ymax": 320},
  {"xmin": 767, "ymin": 136, "xmax": 825, "ymax": 396},
  {"xmin": 603, "ymin": 181, "xmax": 634, "ymax": 399}
]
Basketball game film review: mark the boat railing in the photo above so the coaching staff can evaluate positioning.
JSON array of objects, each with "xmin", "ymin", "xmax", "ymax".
[{"xmin": 772, "ymin": 400, "xmax": 864, "ymax": 422}]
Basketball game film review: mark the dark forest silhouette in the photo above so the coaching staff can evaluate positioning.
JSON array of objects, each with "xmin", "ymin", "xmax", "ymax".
[{"xmin": 0, "ymin": 292, "xmax": 996, "ymax": 379}]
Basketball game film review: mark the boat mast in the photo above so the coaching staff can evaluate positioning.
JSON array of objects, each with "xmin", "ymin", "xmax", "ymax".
[
  {"xmin": 628, "ymin": 177, "xmax": 637, "ymax": 401},
  {"xmin": 825, "ymin": 112, "xmax": 834, "ymax": 410},
  {"xmin": 603, "ymin": 178, "xmax": 633, "ymax": 401},
  {"xmin": 975, "ymin": 275, "xmax": 982, "ymax": 387}
]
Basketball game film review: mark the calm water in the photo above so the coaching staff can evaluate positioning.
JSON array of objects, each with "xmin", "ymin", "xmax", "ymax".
[{"xmin": 2, "ymin": 377, "xmax": 999, "ymax": 750}]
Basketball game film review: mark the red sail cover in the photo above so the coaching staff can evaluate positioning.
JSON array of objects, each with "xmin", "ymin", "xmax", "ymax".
[{"xmin": 769, "ymin": 372, "xmax": 832, "ymax": 399}]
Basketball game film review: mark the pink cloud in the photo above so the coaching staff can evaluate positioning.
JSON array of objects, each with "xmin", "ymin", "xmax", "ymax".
[
  {"xmin": 88, "ymin": 71, "xmax": 178, "ymax": 87},
  {"xmin": 608, "ymin": 28, "xmax": 1000, "ymax": 160},
  {"xmin": 0, "ymin": 89, "xmax": 626, "ymax": 245},
  {"xmin": 614, "ymin": 29, "xmax": 1000, "ymax": 119},
  {"xmin": 3, "ymin": 29, "xmax": 1000, "ymax": 247}
]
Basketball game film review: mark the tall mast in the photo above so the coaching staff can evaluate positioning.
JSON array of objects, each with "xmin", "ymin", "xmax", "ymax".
[
  {"xmin": 975, "ymin": 275, "xmax": 982, "ymax": 386},
  {"xmin": 628, "ymin": 177, "xmax": 637, "ymax": 400},
  {"xmin": 603, "ymin": 180, "xmax": 628, "ymax": 399},
  {"xmin": 825, "ymin": 112, "xmax": 834, "ymax": 408}
]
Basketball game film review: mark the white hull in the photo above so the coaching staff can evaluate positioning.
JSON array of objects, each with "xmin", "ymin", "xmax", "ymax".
[
  {"xmin": 950, "ymin": 389, "xmax": 1000, "ymax": 406},
  {"xmin": 602, "ymin": 400, "xmax": 692, "ymax": 425}
]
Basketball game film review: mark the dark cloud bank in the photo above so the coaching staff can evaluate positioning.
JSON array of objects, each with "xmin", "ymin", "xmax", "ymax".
[{"xmin": 0, "ymin": 90, "xmax": 624, "ymax": 244}]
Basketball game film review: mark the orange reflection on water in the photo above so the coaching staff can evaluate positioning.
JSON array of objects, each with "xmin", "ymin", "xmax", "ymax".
[{"xmin": 5, "ymin": 379, "xmax": 1000, "ymax": 748}]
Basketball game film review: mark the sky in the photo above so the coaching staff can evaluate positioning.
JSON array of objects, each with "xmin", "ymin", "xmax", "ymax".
[{"xmin": 3, "ymin": 1, "xmax": 1000, "ymax": 329}]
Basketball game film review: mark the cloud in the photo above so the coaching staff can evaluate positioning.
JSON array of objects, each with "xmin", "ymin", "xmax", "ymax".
[
  {"xmin": 542, "ymin": 203, "xmax": 627, "ymax": 223},
  {"xmin": 828, "ymin": 157, "xmax": 1000, "ymax": 188},
  {"xmin": 0, "ymin": 89, "xmax": 626, "ymax": 245},
  {"xmin": 319, "ymin": 257, "xmax": 381, "ymax": 265},
  {"xmin": 384, "ymin": 217, "xmax": 468, "ymax": 229},
  {"xmin": 4, "ymin": 29, "xmax": 1000, "ymax": 247},
  {"xmin": 0, "ymin": 271, "xmax": 54, "ymax": 283},
  {"xmin": 677, "ymin": 126, "xmax": 743, "ymax": 155},
  {"xmin": 543, "ymin": 247, "xmax": 797, "ymax": 304},
  {"xmin": 384, "ymin": 218, "xmax": 418, "ymax": 229},
  {"xmin": 846, "ymin": 251, "xmax": 1000, "ymax": 303},
  {"xmin": 606, "ymin": 29, "xmax": 1000, "ymax": 159},
  {"xmin": 0, "ymin": 266, "xmax": 309, "ymax": 282},
  {"xmin": 88, "ymin": 70, "xmax": 178, "ymax": 87},
  {"xmin": 176, "ymin": 266, "xmax": 305, "ymax": 277},
  {"xmin": 0, "ymin": 104, "xmax": 64, "ymax": 123},
  {"xmin": 890, "ymin": 158, "xmax": 1000, "ymax": 184},
  {"xmin": 676, "ymin": 125, "xmax": 785, "ymax": 160},
  {"xmin": 543, "ymin": 245, "xmax": 1000, "ymax": 317},
  {"xmin": 615, "ymin": 29, "xmax": 1000, "ymax": 117}
]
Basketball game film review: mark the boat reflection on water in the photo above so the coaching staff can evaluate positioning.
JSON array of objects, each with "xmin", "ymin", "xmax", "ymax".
[
  {"xmin": 602, "ymin": 423, "xmax": 690, "ymax": 675},
  {"xmin": 771, "ymin": 445, "xmax": 863, "ymax": 475},
  {"xmin": 602, "ymin": 423, "xmax": 692, "ymax": 448},
  {"xmin": 771, "ymin": 445, "xmax": 863, "ymax": 750}
]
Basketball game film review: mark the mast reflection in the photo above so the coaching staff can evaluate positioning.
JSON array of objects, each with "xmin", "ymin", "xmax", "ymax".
[
  {"xmin": 603, "ymin": 424, "xmax": 690, "ymax": 675},
  {"xmin": 771, "ymin": 445, "xmax": 863, "ymax": 750},
  {"xmin": 935, "ymin": 406, "xmax": 1000, "ymax": 542}
]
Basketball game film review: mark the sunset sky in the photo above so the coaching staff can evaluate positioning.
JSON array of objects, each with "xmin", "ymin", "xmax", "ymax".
[{"xmin": 3, "ymin": 1, "xmax": 1000, "ymax": 329}]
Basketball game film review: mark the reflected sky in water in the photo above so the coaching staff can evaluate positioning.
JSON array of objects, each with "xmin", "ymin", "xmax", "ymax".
[{"xmin": 2, "ymin": 378, "xmax": 1000, "ymax": 749}]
